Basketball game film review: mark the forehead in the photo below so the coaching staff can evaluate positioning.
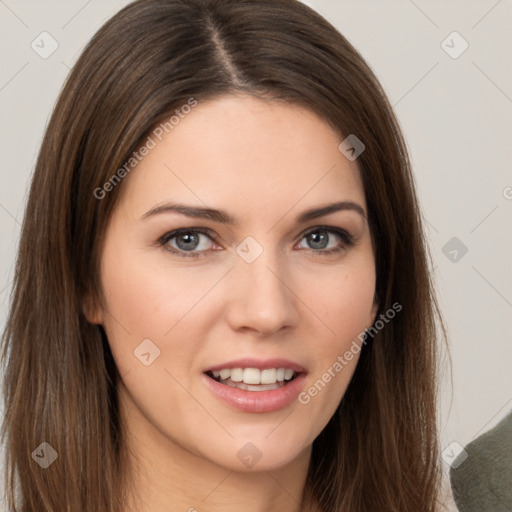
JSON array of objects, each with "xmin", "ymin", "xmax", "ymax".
[{"xmin": 116, "ymin": 94, "xmax": 366, "ymax": 222}]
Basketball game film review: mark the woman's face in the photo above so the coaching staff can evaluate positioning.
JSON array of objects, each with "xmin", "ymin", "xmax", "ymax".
[{"xmin": 91, "ymin": 94, "xmax": 378, "ymax": 472}]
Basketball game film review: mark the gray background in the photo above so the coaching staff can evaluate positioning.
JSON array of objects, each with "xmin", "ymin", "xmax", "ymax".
[{"xmin": 1, "ymin": 0, "xmax": 511, "ymax": 505}]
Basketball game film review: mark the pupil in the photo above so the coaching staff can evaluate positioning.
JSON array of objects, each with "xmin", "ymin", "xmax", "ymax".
[
  {"xmin": 308, "ymin": 231, "xmax": 327, "ymax": 249},
  {"xmin": 177, "ymin": 232, "xmax": 199, "ymax": 250}
]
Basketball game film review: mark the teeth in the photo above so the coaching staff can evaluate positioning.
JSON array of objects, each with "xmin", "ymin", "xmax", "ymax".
[
  {"xmin": 224, "ymin": 381, "xmax": 281, "ymax": 391},
  {"xmin": 243, "ymin": 368, "xmax": 261, "ymax": 384},
  {"xmin": 210, "ymin": 367, "xmax": 297, "ymax": 385},
  {"xmin": 260, "ymin": 368, "xmax": 277, "ymax": 384},
  {"xmin": 230, "ymin": 368, "xmax": 243, "ymax": 382}
]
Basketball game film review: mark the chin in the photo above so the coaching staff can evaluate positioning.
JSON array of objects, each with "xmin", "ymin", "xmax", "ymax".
[{"xmin": 189, "ymin": 425, "xmax": 315, "ymax": 473}]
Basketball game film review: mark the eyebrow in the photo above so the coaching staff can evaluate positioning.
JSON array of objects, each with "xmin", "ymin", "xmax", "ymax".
[{"xmin": 141, "ymin": 200, "xmax": 367, "ymax": 224}]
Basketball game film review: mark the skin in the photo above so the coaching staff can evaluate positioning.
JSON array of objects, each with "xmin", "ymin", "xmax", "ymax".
[{"xmin": 87, "ymin": 94, "xmax": 378, "ymax": 512}]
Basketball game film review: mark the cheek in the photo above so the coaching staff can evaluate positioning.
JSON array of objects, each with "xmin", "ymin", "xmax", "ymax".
[
  {"xmin": 99, "ymin": 243, "xmax": 217, "ymax": 339},
  {"xmin": 302, "ymin": 259, "xmax": 376, "ymax": 344},
  {"xmin": 294, "ymin": 258, "xmax": 375, "ymax": 426},
  {"xmin": 98, "ymin": 242, "xmax": 213, "ymax": 382}
]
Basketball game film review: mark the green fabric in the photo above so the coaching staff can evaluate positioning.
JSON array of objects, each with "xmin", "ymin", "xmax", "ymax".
[{"xmin": 450, "ymin": 409, "xmax": 512, "ymax": 511}]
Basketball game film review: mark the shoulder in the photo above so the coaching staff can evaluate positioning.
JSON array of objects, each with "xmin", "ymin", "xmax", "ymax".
[{"xmin": 450, "ymin": 410, "xmax": 512, "ymax": 511}]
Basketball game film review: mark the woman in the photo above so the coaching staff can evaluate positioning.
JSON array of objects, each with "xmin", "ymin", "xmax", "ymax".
[{"xmin": 1, "ymin": 0, "xmax": 446, "ymax": 510}]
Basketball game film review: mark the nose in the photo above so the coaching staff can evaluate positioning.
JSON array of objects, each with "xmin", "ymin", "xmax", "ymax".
[{"xmin": 224, "ymin": 246, "xmax": 301, "ymax": 336}]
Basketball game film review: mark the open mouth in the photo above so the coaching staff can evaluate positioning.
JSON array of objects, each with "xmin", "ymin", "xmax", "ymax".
[{"xmin": 205, "ymin": 367, "xmax": 299, "ymax": 392}]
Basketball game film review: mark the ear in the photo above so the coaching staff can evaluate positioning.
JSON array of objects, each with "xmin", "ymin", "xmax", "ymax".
[
  {"xmin": 369, "ymin": 292, "xmax": 379, "ymax": 326},
  {"xmin": 82, "ymin": 293, "xmax": 104, "ymax": 325}
]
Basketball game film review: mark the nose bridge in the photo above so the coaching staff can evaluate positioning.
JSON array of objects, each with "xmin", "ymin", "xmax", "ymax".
[{"xmin": 226, "ymin": 237, "xmax": 299, "ymax": 333}]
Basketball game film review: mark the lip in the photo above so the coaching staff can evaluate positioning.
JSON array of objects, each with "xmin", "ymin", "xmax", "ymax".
[
  {"xmin": 203, "ymin": 373, "xmax": 307, "ymax": 413},
  {"xmin": 203, "ymin": 358, "xmax": 307, "ymax": 373},
  {"xmin": 202, "ymin": 358, "xmax": 308, "ymax": 413}
]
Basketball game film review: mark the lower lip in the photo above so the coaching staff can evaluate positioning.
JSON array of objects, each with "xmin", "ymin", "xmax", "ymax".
[{"xmin": 203, "ymin": 373, "xmax": 307, "ymax": 413}]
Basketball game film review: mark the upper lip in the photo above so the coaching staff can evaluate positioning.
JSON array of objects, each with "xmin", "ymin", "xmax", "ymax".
[{"xmin": 204, "ymin": 358, "xmax": 307, "ymax": 374}]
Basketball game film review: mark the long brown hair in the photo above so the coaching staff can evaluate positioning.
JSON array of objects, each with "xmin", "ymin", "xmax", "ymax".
[{"xmin": 1, "ymin": 0, "xmax": 446, "ymax": 510}]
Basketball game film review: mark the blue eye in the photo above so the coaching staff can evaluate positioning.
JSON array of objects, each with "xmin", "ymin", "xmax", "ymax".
[
  {"xmin": 158, "ymin": 226, "xmax": 355, "ymax": 258},
  {"xmin": 298, "ymin": 227, "xmax": 355, "ymax": 254},
  {"xmin": 159, "ymin": 228, "xmax": 216, "ymax": 258}
]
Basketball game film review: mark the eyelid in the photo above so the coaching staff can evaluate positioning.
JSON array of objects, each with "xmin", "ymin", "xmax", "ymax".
[
  {"xmin": 157, "ymin": 227, "xmax": 218, "ymax": 256},
  {"xmin": 299, "ymin": 225, "xmax": 355, "ymax": 244},
  {"xmin": 157, "ymin": 225, "xmax": 355, "ymax": 258}
]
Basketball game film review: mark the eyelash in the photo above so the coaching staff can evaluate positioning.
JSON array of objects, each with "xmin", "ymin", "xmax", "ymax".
[{"xmin": 157, "ymin": 226, "xmax": 355, "ymax": 259}]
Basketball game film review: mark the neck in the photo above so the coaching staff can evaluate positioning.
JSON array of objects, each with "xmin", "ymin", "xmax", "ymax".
[{"xmin": 119, "ymin": 383, "xmax": 318, "ymax": 512}]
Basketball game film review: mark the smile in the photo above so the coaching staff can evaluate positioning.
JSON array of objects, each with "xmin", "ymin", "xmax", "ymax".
[
  {"xmin": 203, "ymin": 359, "xmax": 307, "ymax": 413},
  {"xmin": 206, "ymin": 367, "xmax": 297, "ymax": 391}
]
